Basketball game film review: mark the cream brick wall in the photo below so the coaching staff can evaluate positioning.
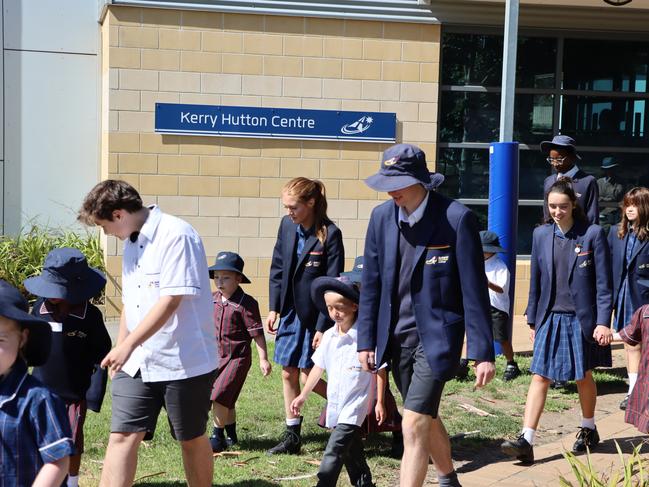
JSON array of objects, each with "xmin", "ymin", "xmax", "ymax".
[{"xmin": 102, "ymin": 6, "xmax": 443, "ymax": 317}]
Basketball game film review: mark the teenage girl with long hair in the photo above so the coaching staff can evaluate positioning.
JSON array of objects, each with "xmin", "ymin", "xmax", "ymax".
[
  {"xmin": 609, "ymin": 187, "xmax": 649, "ymax": 410},
  {"xmin": 266, "ymin": 177, "xmax": 345, "ymax": 455},
  {"xmin": 501, "ymin": 178, "xmax": 612, "ymax": 464}
]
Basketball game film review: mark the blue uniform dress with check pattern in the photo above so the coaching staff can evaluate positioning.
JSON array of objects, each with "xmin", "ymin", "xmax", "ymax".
[
  {"xmin": 273, "ymin": 225, "xmax": 317, "ymax": 369},
  {"xmin": 530, "ymin": 226, "xmax": 612, "ymax": 381},
  {"xmin": 0, "ymin": 359, "xmax": 74, "ymax": 487},
  {"xmin": 614, "ymin": 229, "xmax": 638, "ymax": 331}
]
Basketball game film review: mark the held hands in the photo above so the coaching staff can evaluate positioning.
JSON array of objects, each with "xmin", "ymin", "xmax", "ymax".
[
  {"xmin": 358, "ymin": 350, "xmax": 376, "ymax": 371},
  {"xmin": 266, "ymin": 311, "xmax": 279, "ymax": 335},
  {"xmin": 593, "ymin": 325, "xmax": 613, "ymax": 346},
  {"xmin": 290, "ymin": 395, "xmax": 306, "ymax": 416},
  {"xmin": 375, "ymin": 401, "xmax": 386, "ymax": 426},
  {"xmin": 528, "ymin": 325, "xmax": 536, "ymax": 342},
  {"xmin": 312, "ymin": 331, "xmax": 323, "ymax": 350},
  {"xmin": 474, "ymin": 361, "xmax": 496, "ymax": 389},
  {"xmin": 259, "ymin": 359, "xmax": 272, "ymax": 377}
]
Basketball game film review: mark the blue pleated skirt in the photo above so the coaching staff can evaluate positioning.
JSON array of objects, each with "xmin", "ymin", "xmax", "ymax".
[
  {"xmin": 530, "ymin": 312, "xmax": 612, "ymax": 381},
  {"xmin": 273, "ymin": 309, "xmax": 315, "ymax": 369}
]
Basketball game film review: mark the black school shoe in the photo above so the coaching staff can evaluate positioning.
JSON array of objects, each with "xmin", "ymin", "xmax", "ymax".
[
  {"xmin": 209, "ymin": 433, "xmax": 227, "ymax": 453},
  {"xmin": 455, "ymin": 358, "xmax": 470, "ymax": 381},
  {"xmin": 550, "ymin": 380, "xmax": 567, "ymax": 389},
  {"xmin": 501, "ymin": 434, "xmax": 534, "ymax": 465},
  {"xmin": 572, "ymin": 427, "xmax": 599, "ymax": 453},
  {"xmin": 503, "ymin": 362, "xmax": 521, "ymax": 381},
  {"xmin": 620, "ymin": 395, "xmax": 629, "ymax": 410}
]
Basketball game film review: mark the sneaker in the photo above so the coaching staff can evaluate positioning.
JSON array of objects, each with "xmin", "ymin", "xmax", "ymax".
[
  {"xmin": 550, "ymin": 380, "xmax": 567, "ymax": 389},
  {"xmin": 455, "ymin": 359, "xmax": 470, "ymax": 381},
  {"xmin": 572, "ymin": 427, "xmax": 599, "ymax": 453},
  {"xmin": 501, "ymin": 434, "xmax": 534, "ymax": 465},
  {"xmin": 503, "ymin": 362, "xmax": 521, "ymax": 381},
  {"xmin": 209, "ymin": 434, "xmax": 227, "ymax": 453},
  {"xmin": 620, "ymin": 395, "xmax": 629, "ymax": 410}
]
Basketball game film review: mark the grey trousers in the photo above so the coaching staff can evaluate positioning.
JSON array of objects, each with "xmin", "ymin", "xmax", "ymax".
[{"xmin": 316, "ymin": 423, "xmax": 374, "ymax": 487}]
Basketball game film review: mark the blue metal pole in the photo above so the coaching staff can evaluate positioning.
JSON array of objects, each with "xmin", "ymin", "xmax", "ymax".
[{"xmin": 489, "ymin": 142, "xmax": 519, "ymax": 353}]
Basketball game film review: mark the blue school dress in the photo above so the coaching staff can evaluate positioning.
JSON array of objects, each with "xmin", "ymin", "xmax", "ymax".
[
  {"xmin": 613, "ymin": 229, "xmax": 638, "ymax": 331},
  {"xmin": 530, "ymin": 225, "xmax": 612, "ymax": 381}
]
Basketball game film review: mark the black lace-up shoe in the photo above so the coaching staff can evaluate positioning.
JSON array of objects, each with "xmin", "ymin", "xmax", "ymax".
[
  {"xmin": 503, "ymin": 362, "xmax": 521, "ymax": 381},
  {"xmin": 572, "ymin": 427, "xmax": 599, "ymax": 453},
  {"xmin": 620, "ymin": 395, "xmax": 629, "ymax": 410},
  {"xmin": 267, "ymin": 420, "xmax": 302, "ymax": 455},
  {"xmin": 501, "ymin": 434, "xmax": 534, "ymax": 465}
]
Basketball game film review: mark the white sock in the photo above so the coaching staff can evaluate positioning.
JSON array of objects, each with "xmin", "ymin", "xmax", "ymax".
[
  {"xmin": 67, "ymin": 475, "xmax": 79, "ymax": 487},
  {"xmin": 581, "ymin": 417, "xmax": 596, "ymax": 430},
  {"xmin": 286, "ymin": 417, "xmax": 301, "ymax": 426},
  {"xmin": 521, "ymin": 427, "xmax": 536, "ymax": 445},
  {"xmin": 628, "ymin": 373, "xmax": 638, "ymax": 395}
]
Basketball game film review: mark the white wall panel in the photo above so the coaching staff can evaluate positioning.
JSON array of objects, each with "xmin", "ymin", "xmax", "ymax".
[
  {"xmin": 4, "ymin": 0, "xmax": 99, "ymax": 53},
  {"xmin": 4, "ymin": 51, "xmax": 98, "ymax": 233}
]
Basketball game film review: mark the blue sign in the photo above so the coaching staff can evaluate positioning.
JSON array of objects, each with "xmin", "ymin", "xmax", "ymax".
[{"xmin": 155, "ymin": 103, "xmax": 396, "ymax": 143}]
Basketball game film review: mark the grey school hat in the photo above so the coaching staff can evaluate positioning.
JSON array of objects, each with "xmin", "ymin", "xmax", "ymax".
[
  {"xmin": 601, "ymin": 156, "xmax": 619, "ymax": 169},
  {"xmin": 365, "ymin": 144, "xmax": 445, "ymax": 192}
]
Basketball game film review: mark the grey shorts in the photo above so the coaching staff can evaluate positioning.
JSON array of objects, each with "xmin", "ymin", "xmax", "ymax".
[
  {"xmin": 392, "ymin": 343, "xmax": 445, "ymax": 418},
  {"xmin": 111, "ymin": 369, "xmax": 216, "ymax": 441},
  {"xmin": 491, "ymin": 307, "xmax": 510, "ymax": 343}
]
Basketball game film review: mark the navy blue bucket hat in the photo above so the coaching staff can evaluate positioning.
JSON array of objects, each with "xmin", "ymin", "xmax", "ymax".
[
  {"xmin": 24, "ymin": 248, "xmax": 106, "ymax": 303},
  {"xmin": 208, "ymin": 251, "xmax": 251, "ymax": 283},
  {"xmin": 540, "ymin": 135, "xmax": 581, "ymax": 160},
  {"xmin": 0, "ymin": 279, "xmax": 52, "ymax": 366},
  {"xmin": 310, "ymin": 276, "xmax": 360, "ymax": 316},
  {"xmin": 365, "ymin": 143, "xmax": 445, "ymax": 192},
  {"xmin": 340, "ymin": 256, "xmax": 364, "ymax": 285},
  {"xmin": 480, "ymin": 231, "xmax": 506, "ymax": 253}
]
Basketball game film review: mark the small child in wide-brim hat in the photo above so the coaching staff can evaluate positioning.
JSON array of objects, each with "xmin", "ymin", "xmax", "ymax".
[
  {"xmin": 0, "ymin": 279, "xmax": 74, "ymax": 486},
  {"xmin": 207, "ymin": 251, "xmax": 271, "ymax": 453},
  {"xmin": 24, "ymin": 247, "xmax": 111, "ymax": 487}
]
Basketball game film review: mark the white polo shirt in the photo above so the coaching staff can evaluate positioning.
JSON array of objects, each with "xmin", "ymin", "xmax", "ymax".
[
  {"xmin": 484, "ymin": 254, "xmax": 510, "ymax": 314},
  {"xmin": 311, "ymin": 323, "xmax": 372, "ymax": 428},
  {"xmin": 120, "ymin": 205, "xmax": 218, "ymax": 382}
]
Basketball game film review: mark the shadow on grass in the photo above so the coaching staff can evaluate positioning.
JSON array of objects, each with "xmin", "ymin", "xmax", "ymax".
[
  {"xmin": 238, "ymin": 430, "xmax": 331, "ymax": 452},
  {"xmin": 137, "ymin": 482, "xmax": 280, "ymax": 487}
]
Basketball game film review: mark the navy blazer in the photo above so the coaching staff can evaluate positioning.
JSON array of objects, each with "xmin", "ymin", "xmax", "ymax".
[
  {"xmin": 269, "ymin": 216, "xmax": 344, "ymax": 332},
  {"xmin": 543, "ymin": 170, "xmax": 599, "ymax": 224},
  {"xmin": 608, "ymin": 224, "xmax": 649, "ymax": 313},
  {"xmin": 526, "ymin": 222, "xmax": 612, "ymax": 342},
  {"xmin": 357, "ymin": 192, "xmax": 495, "ymax": 381}
]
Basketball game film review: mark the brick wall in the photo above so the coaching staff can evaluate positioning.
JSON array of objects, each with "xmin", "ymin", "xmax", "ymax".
[{"xmin": 101, "ymin": 6, "xmax": 441, "ymax": 317}]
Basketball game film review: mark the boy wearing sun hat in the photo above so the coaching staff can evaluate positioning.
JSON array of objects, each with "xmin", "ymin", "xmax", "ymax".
[
  {"xmin": 0, "ymin": 279, "xmax": 74, "ymax": 486},
  {"xmin": 25, "ymin": 247, "xmax": 111, "ymax": 487}
]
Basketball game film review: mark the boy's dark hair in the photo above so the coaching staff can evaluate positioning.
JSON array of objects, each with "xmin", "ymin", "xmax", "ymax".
[{"xmin": 78, "ymin": 179, "xmax": 143, "ymax": 225}]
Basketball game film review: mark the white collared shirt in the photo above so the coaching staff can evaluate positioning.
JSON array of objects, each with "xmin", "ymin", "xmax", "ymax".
[
  {"xmin": 398, "ymin": 190, "xmax": 430, "ymax": 227},
  {"xmin": 557, "ymin": 165, "xmax": 579, "ymax": 180},
  {"xmin": 120, "ymin": 205, "xmax": 218, "ymax": 382},
  {"xmin": 484, "ymin": 254, "xmax": 510, "ymax": 313},
  {"xmin": 311, "ymin": 323, "xmax": 373, "ymax": 428}
]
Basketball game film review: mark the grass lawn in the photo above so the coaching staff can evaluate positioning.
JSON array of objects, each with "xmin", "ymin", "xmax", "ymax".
[{"xmin": 79, "ymin": 346, "xmax": 625, "ymax": 486}]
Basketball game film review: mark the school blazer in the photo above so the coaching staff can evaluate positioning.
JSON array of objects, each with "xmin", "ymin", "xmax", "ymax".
[
  {"xmin": 356, "ymin": 192, "xmax": 495, "ymax": 381},
  {"xmin": 269, "ymin": 216, "xmax": 344, "ymax": 332},
  {"xmin": 543, "ymin": 171, "xmax": 599, "ymax": 224},
  {"xmin": 608, "ymin": 224, "xmax": 649, "ymax": 313},
  {"xmin": 526, "ymin": 222, "xmax": 612, "ymax": 342}
]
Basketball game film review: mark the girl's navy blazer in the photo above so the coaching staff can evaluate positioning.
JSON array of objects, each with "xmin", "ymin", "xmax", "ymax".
[
  {"xmin": 526, "ymin": 221, "xmax": 612, "ymax": 342},
  {"xmin": 608, "ymin": 223, "xmax": 649, "ymax": 312},
  {"xmin": 356, "ymin": 191, "xmax": 494, "ymax": 381},
  {"xmin": 269, "ymin": 215, "xmax": 344, "ymax": 332}
]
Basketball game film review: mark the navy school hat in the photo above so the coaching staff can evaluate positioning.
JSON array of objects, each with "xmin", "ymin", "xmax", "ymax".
[
  {"xmin": 480, "ymin": 231, "xmax": 506, "ymax": 253},
  {"xmin": 601, "ymin": 156, "xmax": 619, "ymax": 169},
  {"xmin": 24, "ymin": 248, "xmax": 106, "ymax": 304},
  {"xmin": 208, "ymin": 251, "xmax": 251, "ymax": 283},
  {"xmin": 365, "ymin": 143, "xmax": 445, "ymax": 192},
  {"xmin": 0, "ymin": 279, "xmax": 52, "ymax": 366},
  {"xmin": 310, "ymin": 276, "xmax": 360, "ymax": 316},
  {"xmin": 539, "ymin": 135, "xmax": 581, "ymax": 160},
  {"xmin": 340, "ymin": 256, "xmax": 364, "ymax": 285}
]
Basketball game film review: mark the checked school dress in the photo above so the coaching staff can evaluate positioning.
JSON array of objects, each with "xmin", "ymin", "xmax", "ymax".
[
  {"xmin": 211, "ymin": 287, "xmax": 264, "ymax": 408},
  {"xmin": 619, "ymin": 305, "xmax": 649, "ymax": 433},
  {"xmin": 530, "ymin": 225, "xmax": 612, "ymax": 381}
]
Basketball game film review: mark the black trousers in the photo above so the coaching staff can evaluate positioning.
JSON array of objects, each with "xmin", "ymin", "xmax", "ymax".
[{"xmin": 316, "ymin": 423, "xmax": 373, "ymax": 487}]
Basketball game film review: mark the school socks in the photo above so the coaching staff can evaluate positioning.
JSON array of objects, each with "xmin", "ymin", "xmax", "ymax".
[
  {"xmin": 628, "ymin": 372, "xmax": 638, "ymax": 395},
  {"xmin": 581, "ymin": 417, "xmax": 595, "ymax": 430},
  {"xmin": 438, "ymin": 471, "xmax": 462, "ymax": 487},
  {"xmin": 522, "ymin": 427, "xmax": 536, "ymax": 445},
  {"xmin": 67, "ymin": 475, "xmax": 79, "ymax": 487}
]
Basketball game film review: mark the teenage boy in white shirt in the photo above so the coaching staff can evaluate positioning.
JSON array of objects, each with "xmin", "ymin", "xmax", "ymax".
[
  {"xmin": 291, "ymin": 276, "xmax": 382, "ymax": 487},
  {"xmin": 78, "ymin": 180, "xmax": 218, "ymax": 487}
]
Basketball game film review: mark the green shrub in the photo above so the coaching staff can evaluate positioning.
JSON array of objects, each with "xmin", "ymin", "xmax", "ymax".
[
  {"xmin": 0, "ymin": 224, "xmax": 105, "ymax": 302},
  {"xmin": 560, "ymin": 441, "xmax": 648, "ymax": 486}
]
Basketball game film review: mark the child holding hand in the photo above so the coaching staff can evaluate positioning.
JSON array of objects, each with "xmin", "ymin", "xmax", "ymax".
[
  {"xmin": 208, "ymin": 251, "xmax": 271, "ymax": 452},
  {"xmin": 291, "ymin": 276, "xmax": 379, "ymax": 487}
]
